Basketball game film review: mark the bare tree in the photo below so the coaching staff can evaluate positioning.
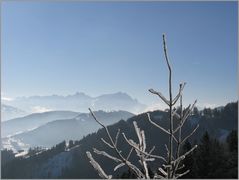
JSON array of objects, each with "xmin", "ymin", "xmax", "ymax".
[{"xmin": 86, "ymin": 34, "xmax": 199, "ymax": 179}]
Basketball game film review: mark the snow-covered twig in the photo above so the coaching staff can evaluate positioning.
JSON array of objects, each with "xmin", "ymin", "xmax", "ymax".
[
  {"xmin": 147, "ymin": 113, "xmax": 170, "ymax": 135},
  {"xmin": 122, "ymin": 132, "xmax": 167, "ymax": 162},
  {"xmin": 175, "ymin": 169, "xmax": 190, "ymax": 178},
  {"xmin": 149, "ymin": 89, "xmax": 170, "ymax": 106},
  {"xmin": 101, "ymin": 138, "xmax": 114, "ymax": 149},
  {"xmin": 181, "ymin": 124, "xmax": 199, "ymax": 145},
  {"xmin": 172, "ymin": 145, "xmax": 197, "ymax": 165},
  {"xmin": 115, "ymin": 129, "xmax": 120, "ymax": 147},
  {"xmin": 173, "ymin": 100, "xmax": 197, "ymax": 134},
  {"xmin": 126, "ymin": 147, "xmax": 134, "ymax": 161},
  {"xmin": 86, "ymin": 151, "xmax": 112, "ymax": 179},
  {"xmin": 93, "ymin": 148, "xmax": 121, "ymax": 163},
  {"xmin": 172, "ymin": 83, "xmax": 186, "ymax": 105}
]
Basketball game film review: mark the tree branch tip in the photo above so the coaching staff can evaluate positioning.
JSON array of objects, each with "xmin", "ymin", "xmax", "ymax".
[
  {"xmin": 149, "ymin": 88, "xmax": 154, "ymax": 92},
  {"xmin": 180, "ymin": 82, "xmax": 186, "ymax": 86}
]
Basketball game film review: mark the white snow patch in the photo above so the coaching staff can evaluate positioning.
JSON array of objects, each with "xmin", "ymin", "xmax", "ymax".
[
  {"xmin": 2, "ymin": 137, "xmax": 30, "ymax": 152},
  {"xmin": 31, "ymin": 106, "xmax": 53, "ymax": 113},
  {"xmin": 15, "ymin": 151, "xmax": 28, "ymax": 157},
  {"xmin": 1, "ymin": 96, "xmax": 14, "ymax": 101}
]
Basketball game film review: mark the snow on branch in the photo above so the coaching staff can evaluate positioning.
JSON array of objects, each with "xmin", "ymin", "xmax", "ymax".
[
  {"xmin": 172, "ymin": 145, "xmax": 197, "ymax": 165},
  {"xmin": 147, "ymin": 113, "xmax": 170, "ymax": 135},
  {"xmin": 122, "ymin": 132, "xmax": 166, "ymax": 162},
  {"xmin": 175, "ymin": 169, "xmax": 190, "ymax": 179},
  {"xmin": 86, "ymin": 151, "xmax": 112, "ymax": 179},
  {"xmin": 114, "ymin": 129, "xmax": 121, "ymax": 147},
  {"xmin": 172, "ymin": 108, "xmax": 180, "ymax": 119},
  {"xmin": 181, "ymin": 124, "xmax": 199, "ymax": 144},
  {"xmin": 173, "ymin": 100, "xmax": 197, "ymax": 134},
  {"xmin": 93, "ymin": 148, "xmax": 121, "ymax": 163},
  {"xmin": 101, "ymin": 138, "xmax": 114, "ymax": 149},
  {"xmin": 172, "ymin": 82, "xmax": 186, "ymax": 105},
  {"xmin": 149, "ymin": 89, "xmax": 170, "ymax": 105}
]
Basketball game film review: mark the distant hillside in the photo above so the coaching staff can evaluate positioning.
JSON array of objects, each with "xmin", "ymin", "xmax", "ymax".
[
  {"xmin": 2, "ymin": 111, "xmax": 79, "ymax": 137},
  {"xmin": 2, "ymin": 110, "xmax": 134, "ymax": 151},
  {"xmin": 1, "ymin": 102, "xmax": 237, "ymax": 178}
]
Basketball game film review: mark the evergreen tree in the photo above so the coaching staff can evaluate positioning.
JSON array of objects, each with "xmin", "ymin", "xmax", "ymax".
[
  {"xmin": 226, "ymin": 130, "xmax": 238, "ymax": 152},
  {"xmin": 1, "ymin": 149, "xmax": 15, "ymax": 165},
  {"xmin": 224, "ymin": 130, "xmax": 238, "ymax": 178},
  {"xmin": 190, "ymin": 132, "xmax": 228, "ymax": 178},
  {"xmin": 193, "ymin": 107, "xmax": 199, "ymax": 116},
  {"xmin": 68, "ymin": 140, "xmax": 74, "ymax": 149},
  {"xmin": 180, "ymin": 140, "xmax": 194, "ymax": 178}
]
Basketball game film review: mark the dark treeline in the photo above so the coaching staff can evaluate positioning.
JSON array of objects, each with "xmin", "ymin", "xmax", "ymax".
[
  {"xmin": 182, "ymin": 130, "xmax": 238, "ymax": 179},
  {"xmin": 1, "ymin": 140, "xmax": 80, "ymax": 179},
  {"xmin": 119, "ymin": 130, "xmax": 238, "ymax": 179}
]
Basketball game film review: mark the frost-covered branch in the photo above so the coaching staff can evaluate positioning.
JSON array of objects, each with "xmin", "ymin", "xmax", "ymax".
[
  {"xmin": 93, "ymin": 148, "xmax": 121, "ymax": 163},
  {"xmin": 147, "ymin": 113, "xmax": 170, "ymax": 135},
  {"xmin": 175, "ymin": 169, "xmax": 190, "ymax": 178},
  {"xmin": 86, "ymin": 151, "xmax": 112, "ymax": 179},
  {"xmin": 101, "ymin": 138, "xmax": 114, "ymax": 149},
  {"xmin": 172, "ymin": 145, "xmax": 197, "ymax": 165},
  {"xmin": 122, "ymin": 132, "xmax": 166, "ymax": 162},
  {"xmin": 181, "ymin": 124, "xmax": 199, "ymax": 145},
  {"xmin": 114, "ymin": 129, "xmax": 121, "ymax": 147},
  {"xmin": 172, "ymin": 83, "xmax": 186, "ymax": 105},
  {"xmin": 173, "ymin": 100, "xmax": 197, "ymax": 134},
  {"xmin": 149, "ymin": 89, "xmax": 170, "ymax": 105}
]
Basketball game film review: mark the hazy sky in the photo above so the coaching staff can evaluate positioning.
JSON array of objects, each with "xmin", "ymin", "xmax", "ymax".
[{"xmin": 1, "ymin": 1, "xmax": 238, "ymax": 109}]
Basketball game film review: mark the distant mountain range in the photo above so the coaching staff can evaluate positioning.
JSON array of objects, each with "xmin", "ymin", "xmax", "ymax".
[
  {"xmin": 2, "ymin": 110, "xmax": 134, "ymax": 151},
  {"xmin": 1, "ymin": 102, "xmax": 237, "ymax": 179},
  {"xmin": 2, "ymin": 92, "xmax": 146, "ymax": 115}
]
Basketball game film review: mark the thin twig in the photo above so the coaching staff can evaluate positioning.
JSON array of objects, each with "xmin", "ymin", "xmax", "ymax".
[
  {"xmin": 101, "ymin": 138, "xmax": 114, "ymax": 149},
  {"xmin": 175, "ymin": 170, "xmax": 190, "ymax": 178},
  {"xmin": 122, "ymin": 133, "xmax": 167, "ymax": 162},
  {"xmin": 181, "ymin": 124, "xmax": 199, "ymax": 144},
  {"xmin": 149, "ymin": 89, "xmax": 170, "ymax": 105},
  {"xmin": 147, "ymin": 113, "xmax": 170, "ymax": 135}
]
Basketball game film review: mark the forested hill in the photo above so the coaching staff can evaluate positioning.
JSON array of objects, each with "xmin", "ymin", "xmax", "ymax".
[{"xmin": 1, "ymin": 102, "xmax": 238, "ymax": 179}]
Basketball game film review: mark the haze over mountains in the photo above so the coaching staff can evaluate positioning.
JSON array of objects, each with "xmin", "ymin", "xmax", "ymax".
[
  {"xmin": 1, "ymin": 104, "xmax": 28, "ymax": 121},
  {"xmin": 2, "ymin": 110, "xmax": 134, "ymax": 152},
  {"xmin": 2, "ymin": 92, "xmax": 146, "ymax": 119},
  {"xmin": 1, "ymin": 92, "xmax": 141, "ymax": 152},
  {"xmin": 2, "ymin": 111, "xmax": 80, "ymax": 137}
]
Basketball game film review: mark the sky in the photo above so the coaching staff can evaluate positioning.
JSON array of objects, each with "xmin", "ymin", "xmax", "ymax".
[{"xmin": 1, "ymin": 1, "xmax": 238, "ymax": 110}]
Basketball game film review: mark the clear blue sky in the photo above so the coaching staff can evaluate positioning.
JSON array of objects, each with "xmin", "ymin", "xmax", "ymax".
[{"xmin": 1, "ymin": 1, "xmax": 238, "ymax": 109}]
